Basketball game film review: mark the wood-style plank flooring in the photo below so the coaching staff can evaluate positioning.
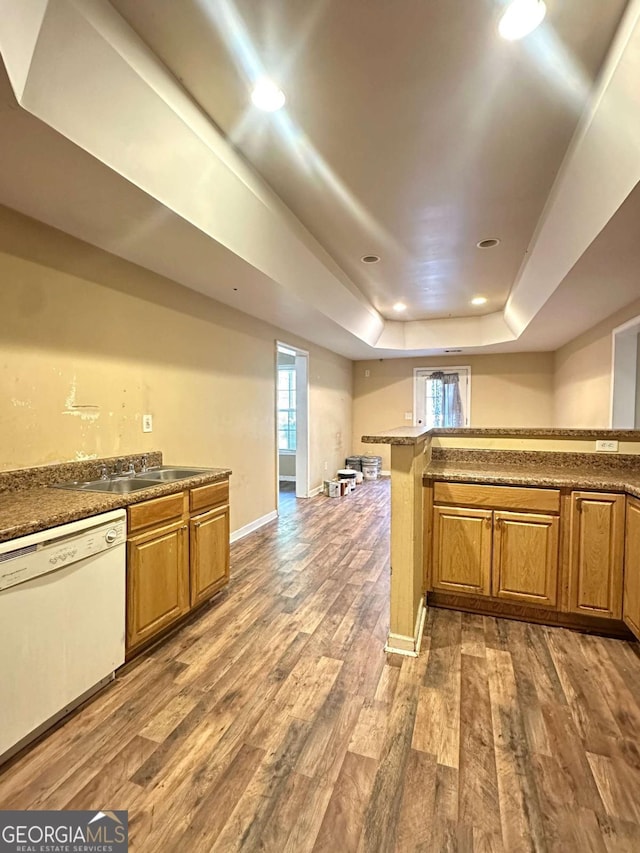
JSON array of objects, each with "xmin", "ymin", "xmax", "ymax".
[{"xmin": 2, "ymin": 479, "xmax": 640, "ymax": 851}]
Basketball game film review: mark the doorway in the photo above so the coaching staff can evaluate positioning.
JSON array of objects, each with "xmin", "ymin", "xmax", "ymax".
[
  {"xmin": 413, "ymin": 366, "xmax": 471, "ymax": 428},
  {"xmin": 276, "ymin": 342, "xmax": 309, "ymax": 508},
  {"xmin": 611, "ymin": 315, "xmax": 640, "ymax": 428}
]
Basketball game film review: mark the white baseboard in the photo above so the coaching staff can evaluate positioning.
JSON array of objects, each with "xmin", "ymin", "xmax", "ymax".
[
  {"xmin": 308, "ymin": 484, "xmax": 324, "ymax": 497},
  {"xmin": 384, "ymin": 599, "xmax": 426, "ymax": 657},
  {"xmin": 278, "ymin": 475, "xmax": 296, "ymax": 482},
  {"xmin": 381, "ymin": 470, "xmax": 391, "ymax": 478},
  {"xmin": 230, "ymin": 510, "xmax": 278, "ymax": 543}
]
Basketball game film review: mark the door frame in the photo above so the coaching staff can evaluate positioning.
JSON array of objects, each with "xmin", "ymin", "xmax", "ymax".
[
  {"xmin": 276, "ymin": 342, "xmax": 310, "ymax": 503},
  {"xmin": 610, "ymin": 314, "xmax": 640, "ymax": 428},
  {"xmin": 413, "ymin": 366, "xmax": 471, "ymax": 428}
]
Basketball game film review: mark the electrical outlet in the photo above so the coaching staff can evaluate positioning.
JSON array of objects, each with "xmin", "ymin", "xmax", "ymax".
[
  {"xmin": 404, "ymin": 412, "xmax": 413, "ymax": 421},
  {"xmin": 142, "ymin": 414, "xmax": 153, "ymax": 433},
  {"xmin": 596, "ymin": 439, "xmax": 618, "ymax": 452},
  {"xmin": 364, "ymin": 369, "xmax": 370, "ymax": 378},
  {"xmin": 324, "ymin": 461, "xmax": 328, "ymax": 471}
]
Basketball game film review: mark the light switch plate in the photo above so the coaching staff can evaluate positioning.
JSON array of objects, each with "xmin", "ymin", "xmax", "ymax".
[
  {"xmin": 596, "ymin": 439, "xmax": 618, "ymax": 452},
  {"xmin": 142, "ymin": 414, "xmax": 153, "ymax": 433},
  {"xmin": 404, "ymin": 412, "xmax": 413, "ymax": 421}
]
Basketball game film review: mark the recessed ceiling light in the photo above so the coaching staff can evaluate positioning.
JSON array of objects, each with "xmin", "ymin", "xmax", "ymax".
[
  {"xmin": 498, "ymin": 0, "xmax": 546, "ymax": 41},
  {"xmin": 361, "ymin": 255, "xmax": 380, "ymax": 264},
  {"xmin": 477, "ymin": 238, "xmax": 500, "ymax": 249},
  {"xmin": 471, "ymin": 296, "xmax": 488, "ymax": 306},
  {"xmin": 393, "ymin": 302, "xmax": 407, "ymax": 313},
  {"xmin": 250, "ymin": 78, "xmax": 286, "ymax": 112}
]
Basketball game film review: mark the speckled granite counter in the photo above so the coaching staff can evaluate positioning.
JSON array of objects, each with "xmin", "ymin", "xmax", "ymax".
[
  {"xmin": 0, "ymin": 454, "xmax": 231, "ymax": 543},
  {"xmin": 362, "ymin": 427, "xmax": 430, "ymax": 445},
  {"xmin": 424, "ymin": 450, "xmax": 640, "ymax": 499}
]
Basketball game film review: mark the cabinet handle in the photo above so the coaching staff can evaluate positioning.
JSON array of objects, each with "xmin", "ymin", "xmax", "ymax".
[
  {"xmin": 485, "ymin": 517, "xmax": 492, "ymax": 529},
  {"xmin": 194, "ymin": 522, "xmax": 201, "ymax": 529},
  {"xmin": 181, "ymin": 525, "xmax": 188, "ymax": 531}
]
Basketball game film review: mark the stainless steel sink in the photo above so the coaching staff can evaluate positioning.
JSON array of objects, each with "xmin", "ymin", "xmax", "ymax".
[
  {"xmin": 138, "ymin": 467, "xmax": 211, "ymax": 482},
  {"xmin": 70, "ymin": 478, "xmax": 158, "ymax": 494}
]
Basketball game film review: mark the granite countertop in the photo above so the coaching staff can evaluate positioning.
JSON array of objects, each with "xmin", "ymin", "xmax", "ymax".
[
  {"xmin": 428, "ymin": 427, "xmax": 640, "ymax": 438},
  {"xmin": 363, "ymin": 425, "xmax": 640, "ymax": 445},
  {"xmin": 424, "ymin": 458, "xmax": 640, "ymax": 500},
  {"xmin": 0, "ymin": 466, "xmax": 232, "ymax": 543},
  {"xmin": 362, "ymin": 427, "xmax": 431, "ymax": 445}
]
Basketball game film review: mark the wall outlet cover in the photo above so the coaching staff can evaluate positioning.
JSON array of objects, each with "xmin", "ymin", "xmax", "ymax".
[
  {"xmin": 142, "ymin": 414, "xmax": 153, "ymax": 433},
  {"xmin": 595, "ymin": 439, "xmax": 618, "ymax": 452},
  {"xmin": 404, "ymin": 412, "xmax": 413, "ymax": 421}
]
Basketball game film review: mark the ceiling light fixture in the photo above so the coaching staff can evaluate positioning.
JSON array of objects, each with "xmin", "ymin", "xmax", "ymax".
[
  {"xmin": 498, "ymin": 0, "xmax": 546, "ymax": 41},
  {"xmin": 250, "ymin": 78, "xmax": 286, "ymax": 112},
  {"xmin": 361, "ymin": 255, "xmax": 380, "ymax": 264},
  {"xmin": 471, "ymin": 296, "xmax": 488, "ymax": 306},
  {"xmin": 477, "ymin": 238, "xmax": 500, "ymax": 249},
  {"xmin": 393, "ymin": 302, "xmax": 407, "ymax": 313}
]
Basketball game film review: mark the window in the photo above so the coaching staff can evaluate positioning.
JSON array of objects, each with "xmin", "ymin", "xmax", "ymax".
[
  {"xmin": 277, "ymin": 364, "xmax": 296, "ymax": 450},
  {"xmin": 414, "ymin": 367, "xmax": 470, "ymax": 428}
]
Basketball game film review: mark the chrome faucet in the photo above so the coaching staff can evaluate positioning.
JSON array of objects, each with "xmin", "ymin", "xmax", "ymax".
[
  {"xmin": 99, "ymin": 465, "xmax": 108, "ymax": 481},
  {"xmin": 141, "ymin": 454, "xmax": 148, "ymax": 473}
]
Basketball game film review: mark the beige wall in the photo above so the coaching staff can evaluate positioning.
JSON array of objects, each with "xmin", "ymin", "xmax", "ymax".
[
  {"xmin": 554, "ymin": 298, "xmax": 640, "ymax": 428},
  {"xmin": 353, "ymin": 353, "xmax": 554, "ymax": 468},
  {"xmin": 0, "ymin": 207, "xmax": 352, "ymax": 532}
]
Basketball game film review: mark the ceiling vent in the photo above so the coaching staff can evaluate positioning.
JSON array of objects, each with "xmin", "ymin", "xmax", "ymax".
[
  {"xmin": 444, "ymin": 349, "xmax": 463, "ymax": 354},
  {"xmin": 361, "ymin": 255, "xmax": 380, "ymax": 264}
]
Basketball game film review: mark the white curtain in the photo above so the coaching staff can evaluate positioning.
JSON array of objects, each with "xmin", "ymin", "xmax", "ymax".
[{"xmin": 431, "ymin": 371, "xmax": 464, "ymax": 427}]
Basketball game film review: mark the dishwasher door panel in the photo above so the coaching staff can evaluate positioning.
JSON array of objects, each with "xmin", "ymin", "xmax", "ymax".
[{"xmin": 0, "ymin": 543, "xmax": 125, "ymax": 761}]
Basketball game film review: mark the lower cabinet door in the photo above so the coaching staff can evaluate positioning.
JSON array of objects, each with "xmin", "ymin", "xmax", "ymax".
[
  {"xmin": 569, "ymin": 491, "xmax": 625, "ymax": 619},
  {"xmin": 432, "ymin": 506, "xmax": 492, "ymax": 596},
  {"xmin": 190, "ymin": 504, "xmax": 230, "ymax": 607},
  {"xmin": 492, "ymin": 511, "xmax": 559, "ymax": 607},
  {"xmin": 127, "ymin": 519, "xmax": 190, "ymax": 650},
  {"xmin": 624, "ymin": 497, "xmax": 640, "ymax": 639}
]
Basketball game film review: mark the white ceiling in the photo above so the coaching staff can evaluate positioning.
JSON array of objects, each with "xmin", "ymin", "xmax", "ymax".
[
  {"xmin": 109, "ymin": 0, "xmax": 627, "ymax": 321},
  {"xmin": 0, "ymin": 0, "xmax": 638, "ymax": 360}
]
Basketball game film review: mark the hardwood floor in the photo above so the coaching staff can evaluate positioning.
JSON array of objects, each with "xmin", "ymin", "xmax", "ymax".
[{"xmin": 2, "ymin": 479, "xmax": 640, "ymax": 851}]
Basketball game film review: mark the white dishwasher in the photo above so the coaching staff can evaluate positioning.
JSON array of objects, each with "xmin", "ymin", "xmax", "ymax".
[{"xmin": 0, "ymin": 509, "xmax": 126, "ymax": 763}]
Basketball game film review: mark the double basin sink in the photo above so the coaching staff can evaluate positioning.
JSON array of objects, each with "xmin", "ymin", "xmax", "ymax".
[{"xmin": 56, "ymin": 466, "xmax": 213, "ymax": 495}]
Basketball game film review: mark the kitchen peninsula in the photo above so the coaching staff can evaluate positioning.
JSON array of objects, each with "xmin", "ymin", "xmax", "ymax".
[{"xmin": 363, "ymin": 427, "xmax": 640, "ymax": 656}]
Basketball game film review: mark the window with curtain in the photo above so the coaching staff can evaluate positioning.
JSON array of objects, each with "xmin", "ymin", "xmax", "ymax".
[
  {"xmin": 415, "ymin": 367, "xmax": 469, "ymax": 428},
  {"xmin": 277, "ymin": 364, "xmax": 297, "ymax": 450}
]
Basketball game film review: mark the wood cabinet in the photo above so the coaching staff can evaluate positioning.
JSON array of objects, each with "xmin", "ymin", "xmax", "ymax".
[
  {"xmin": 431, "ymin": 485, "xmax": 560, "ymax": 607},
  {"xmin": 427, "ymin": 479, "xmax": 632, "ymax": 635},
  {"xmin": 432, "ymin": 506, "xmax": 492, "ymax": 595},
  {"xmin": 624, "ymin": 497, "xmax": 640, "ymax": 639},
  {"xmin": 126, "ymin": 478, "xmax": 230, "ymax": 656},
  {"xmin": 492, "ymin": 511, "xmax": 559, "ymax": 607},
  {"xmin": 127, "ymin": 519, "xmax": 190, "ymax": 650},
  {"xmin": 190, "ymin": 503, "xmax": 230, "ymax": 606},
  {"xmin": 568, "ymin": 491, "xmax": 625, "ymax": 620}
]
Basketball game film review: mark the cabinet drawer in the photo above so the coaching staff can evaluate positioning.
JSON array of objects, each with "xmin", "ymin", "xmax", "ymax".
[
  {"xmin": 190, "ymin": 479, "xmax": 229, "ymax": 513},
  {"xmin": 128, "ymin": 492, "xmax": 186, "ymax": 534},
  {"xmin": 433, "ymin": 482, "xmax": 560, "ymax": 514}
]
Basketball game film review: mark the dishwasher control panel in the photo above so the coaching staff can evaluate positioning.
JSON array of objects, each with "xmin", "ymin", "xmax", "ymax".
[{"xmin": 0, "ymin": 512, "xmax": 126, "ymax": 592}]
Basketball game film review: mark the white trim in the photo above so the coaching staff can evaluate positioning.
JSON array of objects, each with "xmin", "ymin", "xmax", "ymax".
[
  {"xmin": 413, "ymin": 366, "xmax": 471, "ymax": 428},
  {"xmin": 278, "ymin": 449, "xmax": 296, "ymax": 456},
  {"xmin": 230, "ymin": 510, "xmax": 277, "ymax": 543},
  {"xmin": 610, "ymin": 314, "xmax": 640, "ymax": 428},
  {"xmin": 278, "ymin": 475, "xmax": 296, "ymax": 483},
  {"xmin": 308, "ymin": 484, "xmax": 324, "ymax": 497},
  {"xmin": 384, "ymin": 599, "xmax": 426, "ymax": 657}
]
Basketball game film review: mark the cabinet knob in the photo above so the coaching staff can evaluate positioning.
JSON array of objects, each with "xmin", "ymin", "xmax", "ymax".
[
  {"xmin": 181, "ymin": 525, "xmax": 188, "ymax": 531},
  {"xmin": 194, "ymin": 522, "xmax": 201, "ymax": 529},
  {"xmin": 485, "ymin": 517, "xmax": 492, "ymax": 529}
]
